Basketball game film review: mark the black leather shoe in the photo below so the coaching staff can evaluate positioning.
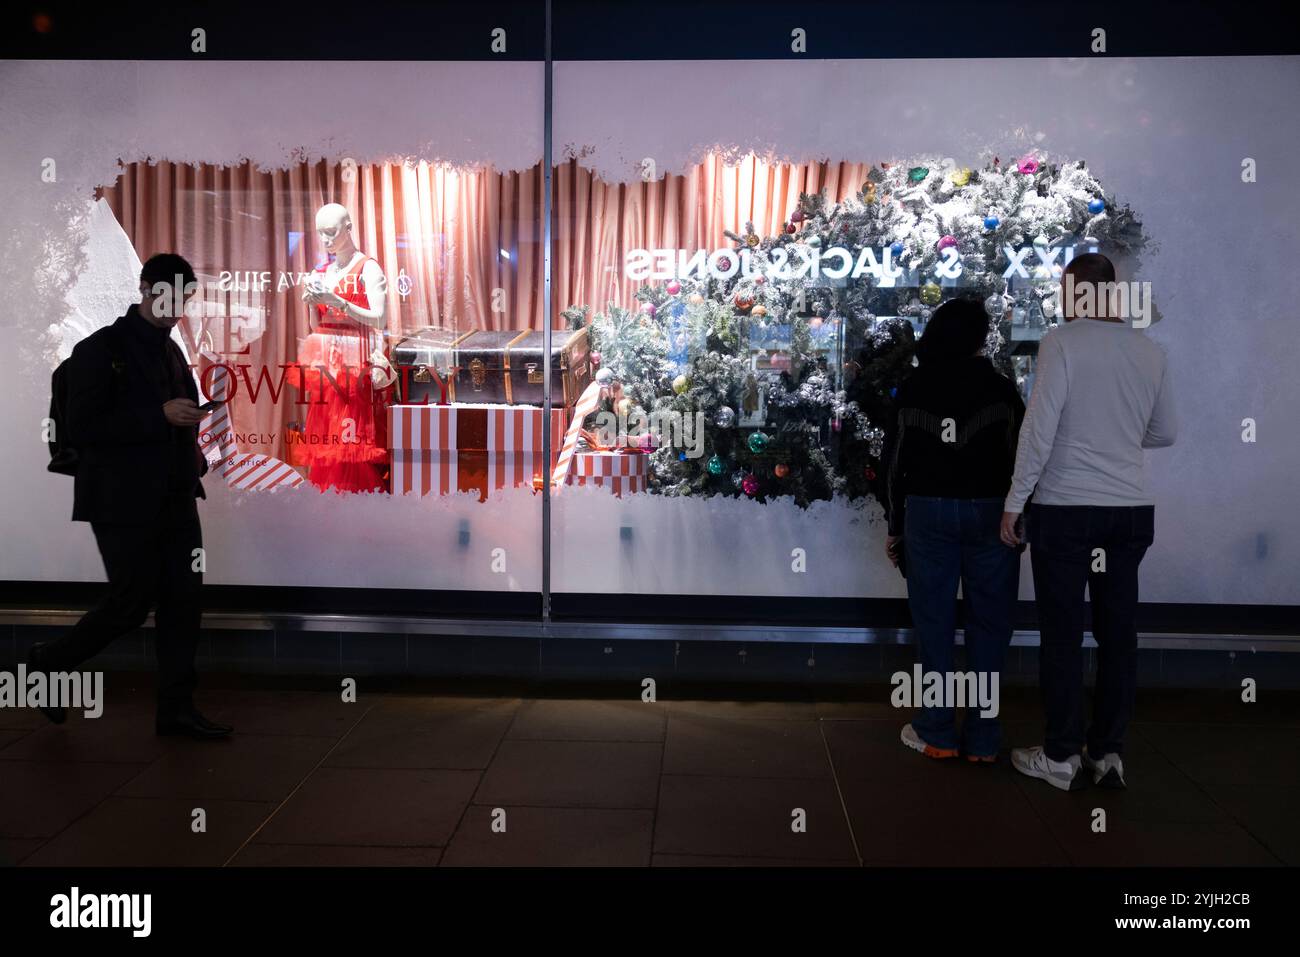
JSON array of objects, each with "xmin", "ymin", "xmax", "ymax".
[
  {"xmin": 27, "ymin": 643, "xmax": 67, "ymax": 725},
  {"xmin": 156, "ymin": 709, "xmax": 234, "ymax": 739}
]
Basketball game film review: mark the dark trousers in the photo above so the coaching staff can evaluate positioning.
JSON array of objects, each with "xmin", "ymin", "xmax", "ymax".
[
  {"xmin": 45, "ymin": 494, "xmax": 203, "ymax": 716},
  {"xmin": 1027, "ymin": 503, "xmax": 1154, "ymax": 762},
  {"xmin": 904, "ymin": 496, "xmax": 1019, "ymax": 756}
]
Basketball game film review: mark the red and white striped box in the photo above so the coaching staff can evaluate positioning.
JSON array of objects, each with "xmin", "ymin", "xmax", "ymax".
[
  {"xmin": 388, "ymin": 404, "xmax": 567, "ymax": 453},
  {"xmin": 388, "ymin": 404, "xmax": 566, "ymax": 498},
  {"xmin": 390, "ymin": 450, "xmax": 555, "ymax": 499},
  {"xmin": 564, "ymin": 451, "xmax": 648, "ymax": 496}
]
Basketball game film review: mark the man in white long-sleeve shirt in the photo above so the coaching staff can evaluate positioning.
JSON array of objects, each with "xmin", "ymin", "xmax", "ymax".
[{"xmin": 999, "ymin": 253, "xmax": 1177, "ymax": 791}]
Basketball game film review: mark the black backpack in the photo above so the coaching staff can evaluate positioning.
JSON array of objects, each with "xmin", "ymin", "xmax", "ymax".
[{"xmin": 48, "ymin": 324, "xmax": 125, "ymax": 476}]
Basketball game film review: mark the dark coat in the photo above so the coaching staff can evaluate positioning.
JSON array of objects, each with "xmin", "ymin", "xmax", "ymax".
[
  {"xmin": 881, "ymin": 356, "xmax": 1025, "ymax": 537},
  {"xmin": 66, "ymin": 308, "xmax": 207, "ymax": 524}
]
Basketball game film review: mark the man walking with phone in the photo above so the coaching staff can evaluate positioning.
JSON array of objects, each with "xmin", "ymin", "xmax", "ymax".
[
  {"xmin": 1001, "ymin": 253, "xmax": 1175, "ymax": 790},
  {"xmin": 30, "ymin": 253, "xmax": 233, "ymax": 739}
]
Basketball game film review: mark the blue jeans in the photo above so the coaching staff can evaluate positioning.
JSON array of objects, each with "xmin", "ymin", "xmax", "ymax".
[{"xmin": 903, "ymin": 496, "xmax": 1019, "ymax": 756}]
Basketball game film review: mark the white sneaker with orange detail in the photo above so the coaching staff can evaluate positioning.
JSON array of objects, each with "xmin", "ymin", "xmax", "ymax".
[{"xmin": 900, "ymin": 723, "xmax": 959, "ymax": 760}]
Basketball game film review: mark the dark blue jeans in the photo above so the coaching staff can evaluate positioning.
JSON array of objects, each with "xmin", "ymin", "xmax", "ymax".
[
  {"xmin": 1027, "ymin": 503, "xmax": 1155, "ymax": 762},
  {"xmin": 903, "ymin": 496, "xmax": 1019, "ymax": 756}
]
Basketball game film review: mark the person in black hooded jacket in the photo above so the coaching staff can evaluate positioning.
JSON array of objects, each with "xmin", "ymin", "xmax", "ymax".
[{"xmin": 881, "ymin": 297, "xmax": 1025, "ymax": 762}]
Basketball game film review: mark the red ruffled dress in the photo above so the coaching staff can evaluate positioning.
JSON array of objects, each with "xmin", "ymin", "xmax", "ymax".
[{"xmin": 289, "ymin": 256, "xmax": 392, "ymax": 493}]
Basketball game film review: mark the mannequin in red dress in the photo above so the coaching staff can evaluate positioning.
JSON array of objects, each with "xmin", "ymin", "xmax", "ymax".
[{"xmin": 294, "ymin": 203, "xmax": 396, "ymax": 492}]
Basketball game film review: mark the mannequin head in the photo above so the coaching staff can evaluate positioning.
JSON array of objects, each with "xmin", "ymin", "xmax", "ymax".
[{"xmin": 315, "ymin": 203, "xmax": 354, "ymax": 258}]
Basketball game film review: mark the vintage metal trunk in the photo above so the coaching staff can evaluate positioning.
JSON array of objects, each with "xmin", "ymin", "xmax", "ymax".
[
  {"xmin": 392, "ymin": 327, "xmax": 471, "ymax": 404},
  {"xmin": 451, "ymin": 327, "xmax": 592, "ymax": 406},
  {"xmin": 450, "ymin": 330, "xmax": 524, "ymax": 405},
  {"xmin": 502, "ymin": 328, "xmax": 593, "ymax": 407}
]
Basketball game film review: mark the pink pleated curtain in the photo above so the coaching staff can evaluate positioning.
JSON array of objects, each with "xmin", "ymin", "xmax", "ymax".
[
  {"xmin": 102, "ymin": 154, "xmax": 874, "ymax": 460},
  {"xmin": 554, "ymin": 154, "xmax": 875, "ymax": 318}
]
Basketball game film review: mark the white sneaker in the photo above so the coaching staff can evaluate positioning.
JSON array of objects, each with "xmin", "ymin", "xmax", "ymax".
[
  {"xmin": 1011, "ymin": 746, "xmax": 1086, "ymax": 791},
  {"xmin": 1083, "ymin": 748, "xmax": 1127, "ymax": 789},
  {"xmin": 900, "ymin": 723, "xmax": 959, "ymax": 759}
]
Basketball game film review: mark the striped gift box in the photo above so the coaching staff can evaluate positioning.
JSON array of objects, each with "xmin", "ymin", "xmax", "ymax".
[
  {"xmin": 388, "ymin": 404, "xmax": 566, "ymax": 498},
  {"xmin": 388, "ymin": 404, "xmax": 567, "ymax": 452},
  {"xmin": 390, "ymin": 450, "xmax": 553, "ymax": 500},
  {"xmin": 564, "ymin": 451, "xmax": 648, "ymax": 497}
]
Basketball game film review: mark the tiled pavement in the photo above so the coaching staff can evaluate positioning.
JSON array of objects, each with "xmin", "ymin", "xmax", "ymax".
[{"xmin": 1, "ymin": 676, "xmax": 1296, "ymax": 867}]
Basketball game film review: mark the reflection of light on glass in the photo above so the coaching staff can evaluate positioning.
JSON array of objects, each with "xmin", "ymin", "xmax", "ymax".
[{"xmin": 499, "ymin": 248, "xmax": 511, "ymax": 260}]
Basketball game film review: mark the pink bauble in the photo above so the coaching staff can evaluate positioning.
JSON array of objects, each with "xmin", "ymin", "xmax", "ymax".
[
  {"xmin": 640, "ymin": 302, "xmax": 656, "ymax": 316},
  {"xmin": 742, "ymin": 474, "xmax": 759, "ymax": 496},
  {"xmin": 755, "ymin": 275, "xmax": 766, "ymax": 285},
  {"xmin": 937, "ymin": 234, "xmax": 958, "ymax": 251},
  {"xmin": 590, "ymin": 351, "xmax": 601, "ymax": 367},
  {"xmin": 666, "ymin": 280, "xmax": 681, "ymax": 295},
  {"xmin": 790, "ymin": 209, "xmax": 805, "ymax": 223},
  {"xmin": 1016, "ymin": 156, "xmax": 1040, "ymax": 175}
]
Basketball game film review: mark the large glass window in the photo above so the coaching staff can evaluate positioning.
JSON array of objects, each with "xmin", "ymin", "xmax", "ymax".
[
  {"xmin": 2, "ymin": 51, "xmax": 1297, "ymax": 613},
  {"xmin": 0, "ymin": 60, "xmax": 547, "ymax": 596},
  {"xmin": 549, "ymin": 56, "xmax": 1300, "ymax": 607}
]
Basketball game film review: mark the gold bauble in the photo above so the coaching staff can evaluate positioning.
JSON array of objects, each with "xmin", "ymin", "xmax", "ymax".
[
  {"xmin": 950, "ymin": 167, "xmax": 971, "ymax": 187},
  {"xmin": 920, "ymin": 282, "xmax": 943, "ymax": 306},
  {"xmin": 751, "ymin": 305, "xmax": 767, "ymax": 317}
]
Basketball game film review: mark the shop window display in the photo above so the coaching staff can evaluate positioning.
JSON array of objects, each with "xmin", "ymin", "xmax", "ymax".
[
  {"xmin": 1, "ymin": 60, "xmax": 549, "ymax": 593},
  {"xmin": 550, "ymin": 56, "xmax": 1299, "ymax": 605},
  {"xmin": 99, "ymin": 157, "xmax": 561, "ymax": 503},
  {"xmin": 564, "ymin": 153, "xmax": 1145, "ymax": 505},
  {"xmin": 1, "ymin": 54, "xmax": 1296, "ymax": 610}
]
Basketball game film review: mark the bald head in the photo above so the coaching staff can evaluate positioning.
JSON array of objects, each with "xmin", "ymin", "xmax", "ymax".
[{"xmin": 315, "ymin": 203, "xmax": 353, "ymax": 256}]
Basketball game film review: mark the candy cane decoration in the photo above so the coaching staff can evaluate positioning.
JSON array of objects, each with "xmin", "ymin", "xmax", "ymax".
[
  {"xmin": 199, "ymin": 364, "xmax": 304, "ymax": 491},
  {"xmin": 549, "ymin": 379, "xmax": 603, "ymax": 495},
  {"xmin": 197, "ymin": 364, "xmax": 235, "ymax": 468}
]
